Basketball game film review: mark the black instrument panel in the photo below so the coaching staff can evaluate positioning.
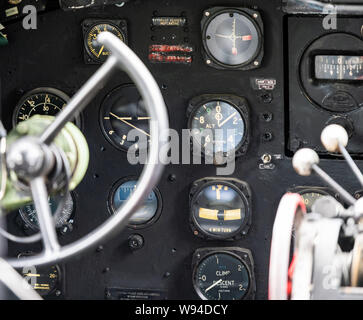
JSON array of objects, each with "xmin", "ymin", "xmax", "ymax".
[{"xmin": 1, "ymin": 0, "xmax": 362, "ymax": 300}]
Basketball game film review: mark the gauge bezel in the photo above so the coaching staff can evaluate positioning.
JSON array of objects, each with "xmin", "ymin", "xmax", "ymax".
[
  {"xmin": 189, "ymin": 177, "xmax": 252, "ymax": 240},
  {"xmin": 82, "ymin": 19, "xmax": 128, "ymax": 65},
  {"xmin": 19, "ymin": 192, "xmax": 76, "ymax": 233},
  {"xmin": 201, "ymin": 7, "xmax": 264, "ymax": 70},
  {"xmin": 187, "ymin": 94, "xmax": 250, "ymax": 161},
  {"xmin": 17, "ymin": 251, "xmax": 63, "ymax": 297},
  {"xmin": 99, "ymin": 83, "xmax": 152, "ymax": 153},
  {"xmin": 287, "ymin": 186, "xmax": 340, "ymax": 211},
  {"xmin": 12, "ymin": 87, "xmax": 82, "ymax": 129},
  {"xmin": 298, "ymin": 32, "xmax": 363, "ymax": 113},
  {"xmin": 191, "ymin": 247, "xmax": 255, "ymax": 300},
  {"xmin": 107, "ymin": 176, "xmax": 163, "ymax": 229}
]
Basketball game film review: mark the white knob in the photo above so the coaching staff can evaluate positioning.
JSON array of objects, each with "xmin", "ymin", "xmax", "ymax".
[
  {"xmin": 321, "ymin": 124, "xmax": 348, "ymax": 153},
  {"xmin": 292, "ymin": 148, "xmax": 319, "ymax": 176}
]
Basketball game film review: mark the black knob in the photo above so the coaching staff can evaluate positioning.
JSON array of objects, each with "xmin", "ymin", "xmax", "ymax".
[{"xmin": 128, "ymin": 234, "xmax": 144, "ymax": 250}]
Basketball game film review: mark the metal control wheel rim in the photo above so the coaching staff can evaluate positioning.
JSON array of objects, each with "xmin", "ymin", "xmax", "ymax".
[{"xmin": 6, "ymin": 32, "xmax": 169, "ymax": 268}]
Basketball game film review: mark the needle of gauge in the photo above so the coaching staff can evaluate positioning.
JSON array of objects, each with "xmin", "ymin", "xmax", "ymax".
[
  {"xmin": 205, "ymin": 279, "xmax": 223, "ymax": 292},
  {"xmin": 218, "ymin": 112, "xmax": 236, "ymax": 128},
  {"xmin": 110, "ymin": 112, "xmax": 151, "ymax": 137},
  {"xmin": 24, "ymin": 273, "xmax": 40, "ymax": 277},
  {"xmin": 97, "ymin": 45, "xmax": 105, "ymax": 58}
]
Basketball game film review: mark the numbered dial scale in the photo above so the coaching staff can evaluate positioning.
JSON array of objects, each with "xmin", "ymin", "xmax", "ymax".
[
  {"xmin": 201, "ymin": 7, "xmax": 263, "ymax": 70},
  {"xmin": 192, "ymin": 248, "xmax": 255, "ymax": 300},
  {"xmin": 108, "ymin": 177, "xmax": 162, "ymax": 228},
  {"xmin": 100, "ymin": 85, "xmax": 151, "ymax": 152},
  {"xmin": 12, "ymin": 88, "xmax": 79, "ymax": 127},
  {"xmin": 83, "ymin": 19, "xmax": 128, "ymax": 64},
  {"xmin": 187, "ymin": 94, "xmax": 250, "ymax": 160},
  {"xmin": 189, "ymin": 178, "xmax": 251, "ymax": 240}
]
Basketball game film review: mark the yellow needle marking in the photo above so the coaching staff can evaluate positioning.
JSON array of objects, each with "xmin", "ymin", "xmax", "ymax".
[
  {"xmin": 110, "ymin": 112, "xmax": 151, "ymax": 137},
  {"xmin": 24, "ymin": 273, "xmax": 40, "ymax": 277},
  {"xmin": 97, "ymin": 45, "xmax": 105, "ymax": 58},
  {"xmin": 137, "ymin": 117, "xmax": 151, "ymax": 120}
]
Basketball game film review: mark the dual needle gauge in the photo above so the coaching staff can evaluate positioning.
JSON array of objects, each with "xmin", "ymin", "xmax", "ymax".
[
  {"xmin": 100, "ymin": 85, "xmax": 151, "ymax": 152},
  {"xmin": 201, "ymin": 7, "xmax": 264, "ymax": 70}
]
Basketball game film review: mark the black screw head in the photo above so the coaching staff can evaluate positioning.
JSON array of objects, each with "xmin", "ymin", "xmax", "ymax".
[{"xmin": 128, "ymin": 234, "xmax": 144, "ymax": 250}]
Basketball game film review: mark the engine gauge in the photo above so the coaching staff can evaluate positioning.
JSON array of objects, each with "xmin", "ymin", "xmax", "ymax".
[
  {"xmin": 19, "ymin": 192, "xmax": 75, "ymax": 232},
  {"xmin": 201, "ymin": 7, "xmax": 263, "ymax": 70},
  {"xmin": 108, "ymin": 177, "xmax": 162, "ymax": 228},
  {"xmin": 189, "ymin": 178, "xmax": 251, "ymax": 240},
  {"xmin": 192, "ymin": 248, "xmax": 255, "ymax": 300},
  {"xmin": 187, "ymin": 94, "xmax": 250, "ymax": 161},
  {"xmin": 288, "ymin": 186, "xmax": 337, "ymax": 212},
  {"xmin": 12, "ymin": 88, "xmax": 81, "ymax": 127},
  {"xmin": 100, "ymin": 85, "xmax": 151, "ymax": 152},
  {"xmin": 83, "ymin": 19, "xmax": 127, "ymax": 64},
  {"xmin": 18, "ymin": 252, "xmax": 61, "ymax": 297}
]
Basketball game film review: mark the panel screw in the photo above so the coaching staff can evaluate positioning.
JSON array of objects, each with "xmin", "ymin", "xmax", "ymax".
[
  {"xmin": 253, "ymin": 13, "xmax": 258, "ymax": 19},
  {"xmin": 205, "ymin": 11, "xmax": 210, "ymax": 16},
  {"xmin": 254, "ymin": 61, "xmax": 259, "ymax": 66},
  {"xmin": 261, "ymin": 154, "xmax": 272, "ymax": 164},
  {"xmin": 206, "ymin": 59, "xmax": 211, "ymax": 64},
  {"xmin": 128, "ymin": 234, "xmax": 144, "ymax": 250}
]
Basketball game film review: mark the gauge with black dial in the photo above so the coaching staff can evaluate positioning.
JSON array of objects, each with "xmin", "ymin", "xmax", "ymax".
[
  {"xmin": 108, "ymin": 177, "xmax": 162, "ymax": 228},
  {"xmin": 187, "ymin": 95, "xmax": 249, "ymax": 160},
  {"xmin": 100, "ymin": 85, "xmax": 151, "ymax": 152},
  {"xmin": 83, "ymin": 20, "xmax": 127, "ymax": 63},
  {"xmin": 189, "ymin": 178, "xmax": 251, "ymax": 240},
  {"xmin": 12, "ymin": 88, "xmax": 78, "ymax": 127},
  {"xmin": 201, "ymin": 7, "xmax": 263, "ymax": 70},
  {"xmin": 19, "ymin": 192, "xmax": 74, "ymax": 232},
  {"xmin": 18, "ymin": 252, "xmax": 61, "ymax": 297},
  {"xmin": 21, "ymin": 264, "xmax": 60, "ymax": 296},
  {"xmin": 192, "ymin": 248, "xmax": 254, "ymax": 300}
]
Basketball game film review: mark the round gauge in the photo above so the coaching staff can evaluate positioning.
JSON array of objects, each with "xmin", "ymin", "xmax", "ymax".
[
  {"xmin": 188, "ymin": 100, "xmax": 246, "ymax": 158},
  {"xmin": 109, "ymin": 178, "xmax": 162, "ymax": 228},
  {"xmin": 298, "ymin": 189, "xmax": 330, "ymax": 213},
  {"xmin": 100, "ymin": 85, "xmax": 151, "ymax": 152},
  {"xmin": 19, "ymin": 193, "xmax": 74, "ymax": 231},
  {"xmin": 190, "ymin": 180, "xmax": 251, "ymax": 239},
  {"xmin": 21, "ymin": 264, "xmax": 60, "ymax": 296},
  {"xmin": 193, "ymin": 252, "xmax": 251, "ymax": 300},
  {"xmin": 202, "ymin": 9, "xmax": 262, "ymax": 68},
  {"xmin": 299, "ymin": 33, "xmax": 363, "ymax": 112},
  {"xmin": 12, "ymin": 88, "xmax": 75, "ymax": 127},
  {"xmin": 85, "ymin": 22, "xmax": 126, "ymax": 63}
]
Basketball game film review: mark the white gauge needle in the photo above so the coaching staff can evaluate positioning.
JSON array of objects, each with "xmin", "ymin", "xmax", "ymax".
[
  {"xmin": 205, "ymin": 279, "xmax": 223, "ymax": 292},
  {"xmin": 110, "ymin": 112, "xmax": 151, "ymax": 137},
  {"xmin": 218, "ymin": 112, "xmax": 236, "ymax": 128}
]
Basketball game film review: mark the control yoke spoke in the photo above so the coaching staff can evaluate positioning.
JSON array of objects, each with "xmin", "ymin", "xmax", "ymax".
[{"xmin": 29, "ymin": 177, "xmax": 60, "ymax": 254}]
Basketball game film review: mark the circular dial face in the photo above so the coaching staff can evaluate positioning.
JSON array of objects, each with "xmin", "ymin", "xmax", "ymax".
[
  {"xmin": 21, "ymin": 264, "xmax": 60, "ymax": 296},
  {"xmin": 19, "ymin": 193, "xmax": 74, "ymax": 231},
  {"xmin": 299, "ymin": 190, "xmax": 328, "ymax": 213},
  {"xmin": 191, "ymin": 183, "xmax": 248, "ymax": 239},
  {"xmin": 101, "ymin": 85, "xmax": 150, "ymax": 152},
  {"xmin": 189, "ymin": 100, "xmax": 245, "ymax": 157},
  {"xmin": 13, "ymin": 88, "xmax": 69, "ymax": 126},
  {"xmin": 204, "ymin": 11, "xmax": 260, "ymax": 66},
  {"xmin": 194, "ymin": 253, "xmax": 250, "ymax": 300},
  {"xmin": 86, "ymin": 23, "xmax": 125, "ymax": 62},
  {"xmin": 110, "ymin": 179, "xmax": 160, "ymax": 227}
]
